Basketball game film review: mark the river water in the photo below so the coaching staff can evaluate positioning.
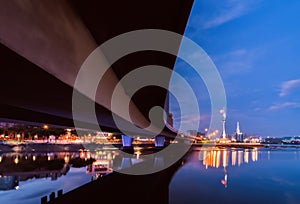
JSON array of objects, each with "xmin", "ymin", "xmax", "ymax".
[
  {"xmin": 170, "ymin": 146, "xmax": 300, "ymax": 204},
  {"xmin": 1, "ymin": 146, "xmax": 300, "ymax": 204}
]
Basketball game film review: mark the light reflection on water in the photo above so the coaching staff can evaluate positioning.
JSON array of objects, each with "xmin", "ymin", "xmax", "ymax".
[
  {"xmin": 170, "ymin": 147, "xmax": 300, "ymax": 204},
  {"xmin": 0, "ymin": 149, "xmax": 121, "ymax": 204},
  {"xmin": 0, "ymin": 145, "xmax": 151, "ymax": 204},
  {"xmin": 1, "ymin": 147, "xmax": 300, "ymax": 204}
]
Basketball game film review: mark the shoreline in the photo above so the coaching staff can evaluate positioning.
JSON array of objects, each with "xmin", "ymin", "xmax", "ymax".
[
  {"xmin": 192, "ymin": 142, "xmax": 264, "ymax": 148},
  {"xmin": 1, "ymin": 142, "xmax": 300, "ymax": 153}
]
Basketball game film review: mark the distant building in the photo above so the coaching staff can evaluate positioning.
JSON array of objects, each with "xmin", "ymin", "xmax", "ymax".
[
  {"xmin": 235, "ymin": 121, "xmax": 244, "ymax": 142},
  {"xmin": 0, "ymin": 122, "xmax": 15, "ymax": 128},
  {"xmin": 282, "ymin": 136, "xmax": 300, "ymax": 144},
  {"xmin": 263, "ymin": 137, "xmax": 282, "ymax": 144}
]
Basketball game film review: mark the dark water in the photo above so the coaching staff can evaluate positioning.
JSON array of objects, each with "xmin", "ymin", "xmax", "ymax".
[
  {"xmin": 170, "ymin": 147, "xmax": 300, "ymax": 204},
  {"xmin": 1, "ymin": 146, "xmax": 300, "ymax": 204}
]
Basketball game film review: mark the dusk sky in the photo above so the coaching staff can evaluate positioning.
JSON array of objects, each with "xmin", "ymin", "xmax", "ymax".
[{"xmin": 170, "ymin": 0, "xmax": 300, "ymax": 137}]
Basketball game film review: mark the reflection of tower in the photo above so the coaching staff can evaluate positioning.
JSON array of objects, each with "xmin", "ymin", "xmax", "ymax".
[
  {"xmin": 221, "ymin": 150, "xmax": 228, "ymax": 188},
  {"xmin": 235, "ymin": 121, "xmax": 243, "ymax": 142},
  {"xmin": 220, "ymin": 109, "xmax": 227, "ymax": 139},
  {"xmin": 202, "ymin": 149, "xmax": 259, "ymax": 188},
  {"xmin": 221, "ymin": 167, "xmax": 228, "ymax": 188}
]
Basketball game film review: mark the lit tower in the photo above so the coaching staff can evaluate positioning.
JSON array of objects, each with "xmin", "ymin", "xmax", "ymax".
[
  {"xmin": 220, "ymin": 108, "xmax": 227, "ymax": 139},
  {"xmin": 236, "ymin": 121, "xmax": 241, "ymax": 135},
  {"xmin": 235, "ymin": 121, "xmax": 243, "ymax": 142}
]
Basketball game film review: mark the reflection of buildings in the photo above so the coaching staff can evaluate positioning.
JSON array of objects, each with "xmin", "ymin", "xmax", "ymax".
[
  {"xmin": 0, "ymin": 152, "xmax": 76, "ymax": 190},
  {"xmin": 1, "ymin": 167, "xmax": 70, "ymax": 182},
  {"xmin": 0, "ymin": 147, "xmax": 148, "ymax": 191},
  {"xmin": 84, "ymin": 147, "xmax": 147, "ymax": 181},
  {"xmin": 201, "ymin": 148, "xmax": 259, "ymax": 188},
  {"xmin": 86, "ymin": 160, "xmax": 113, "ymax": 174},
  {"xmin": 202, "ymin": 148, "xmax": 258, "ymax": 168},
  {"xmin": 0, "ymin": 175, "xmax": 19, "ymax": 190},
  {"xmin": 86, "ymin": 151, "xmax": 115, "ymax": 180},
  {"xmin": 0, "ymin": 150, "xmax": 120, "ymax": 191}
]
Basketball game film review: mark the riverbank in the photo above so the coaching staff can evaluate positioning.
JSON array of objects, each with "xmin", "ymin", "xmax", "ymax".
[
  {"xmin": 2, "ymin": 141, "xmax": 299, "ymax": 153},
  {"xmin": 0, "ymin": 141, "xmax": 167, "ymax": 153}
]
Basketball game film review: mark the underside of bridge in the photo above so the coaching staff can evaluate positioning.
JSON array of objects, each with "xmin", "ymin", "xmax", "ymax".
[{"xmin": 0, "ymin": 0, "xmax": 194, "ymax": 137}]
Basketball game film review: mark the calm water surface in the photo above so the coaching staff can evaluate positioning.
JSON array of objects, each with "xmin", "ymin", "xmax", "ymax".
[
  {"xmin": 1, "ymin": 146, "xmax": 300, "ymax": 204},
  {"xmin": 170, "ymin": 147, "xmax": 300, "ymax": 204},
  {"xmin": 0, "ymin": 150, "xmax": 115, "ymax": 204}
]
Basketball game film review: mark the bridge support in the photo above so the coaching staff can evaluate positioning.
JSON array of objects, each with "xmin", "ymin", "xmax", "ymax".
[
  {"xmin": 155, "ymin": 135, "xmax": 165, "ymax": 147},
  {"xmin": 122, "ymin": 135, "xmax": 133, "ymax": 147}
]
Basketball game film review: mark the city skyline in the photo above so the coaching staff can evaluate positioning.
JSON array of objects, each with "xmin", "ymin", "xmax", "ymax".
[{"xmin": 170, "ymin": 0, "xmax": 300, "ymax": 137}]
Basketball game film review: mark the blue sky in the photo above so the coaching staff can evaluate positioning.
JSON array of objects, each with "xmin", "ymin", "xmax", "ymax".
[{"xmin": 170, "ymin": 0, "xmax": 300, "ymax": 137}]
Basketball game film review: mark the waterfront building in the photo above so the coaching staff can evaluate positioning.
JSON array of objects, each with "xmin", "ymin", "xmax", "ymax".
[{"xmin": 282, "ymin": 136, "xmax": 300, "ymax": 144}]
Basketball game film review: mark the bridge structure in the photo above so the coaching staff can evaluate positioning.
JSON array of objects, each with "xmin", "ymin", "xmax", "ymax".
[
  {"xmin": 0, "ymin": 0, "xmax": 194, "ymax": 148},
  {"xmin": 0, "ymin": 1, "xmax": 195, "ymax": 203}
]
